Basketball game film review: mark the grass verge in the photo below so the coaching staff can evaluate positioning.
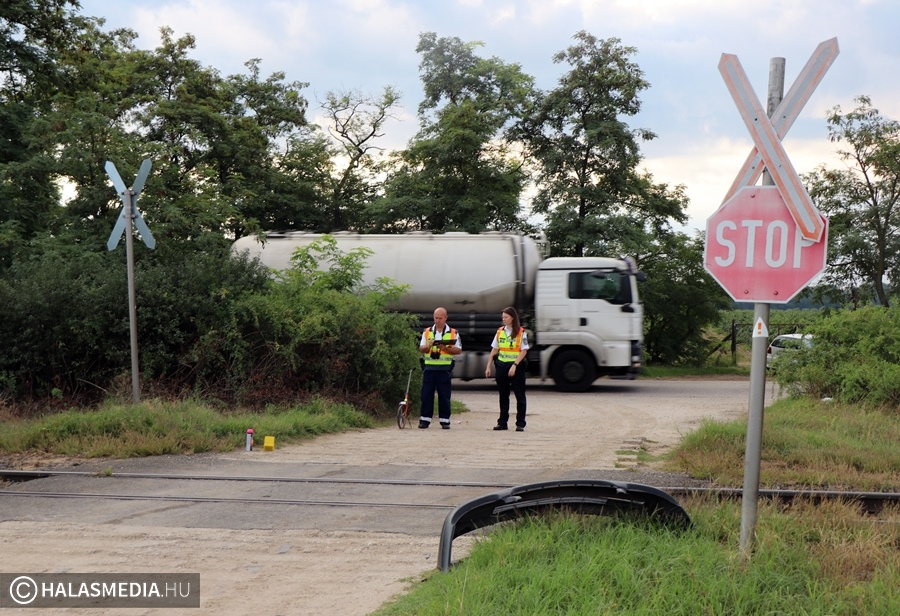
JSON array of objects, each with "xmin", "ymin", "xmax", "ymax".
[
  {"xmin": 0, "ymin": 397, "xmax": 468, "ymax": 459},
  {"xmin": 663, "ymin": 396, "xmax": 900, "ymax": 491},
  {"xmin": 0, "ymin": 397, "xmax": 378, "ymax": 458},
  {"xmin": 642, "ymin": 364, "xmax": 751, "ymax": 378},
  {"xmin": 374, "ymin": 499, "xmax": 900, "ymax": 615}
]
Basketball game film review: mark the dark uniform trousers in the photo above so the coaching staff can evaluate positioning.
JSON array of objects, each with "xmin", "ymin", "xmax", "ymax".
[
  {"xmin": 494, "ymin": 359, "xmax": 526, "ymax": 428},
  {"xmin": 421, "ymin": 367, "xmax": 452, "ymax": 424}
]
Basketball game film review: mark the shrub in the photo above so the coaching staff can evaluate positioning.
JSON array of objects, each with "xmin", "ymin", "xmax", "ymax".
[
  {"xmin": 0, "ymin": 248, "xmax": 129, "ymax": 402},
  {"xmin": 774, "ymin": 305, "xmax": 900, "ymax": 409},
  {"xmin": 0, "ymin": 235, "xmax": 426, "ymax": 413},
  {"xmin": 0, "ymin": 242, "xmax": 270, "ymax": 406},
  {"xmin": 217, "ymin": 236, "xmax": 421, "ymax": 410}
]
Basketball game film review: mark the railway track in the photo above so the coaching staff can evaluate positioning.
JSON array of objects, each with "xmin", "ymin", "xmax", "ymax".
[
  {"xmin": 0, "ymin": 468, "xmax": 515, "ymax": 487},
  {"xmin": 1, "ymin": 469, "xmax": 898, "ymax": 514},
  {"xmin": 0, "ymin": 469, "xmax": 513, "ymax": 511}
]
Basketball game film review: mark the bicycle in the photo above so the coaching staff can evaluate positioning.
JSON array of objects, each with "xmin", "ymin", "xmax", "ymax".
[{"xmin": 397, "ymin": 369, "xmax": 413, "ymax": 429}]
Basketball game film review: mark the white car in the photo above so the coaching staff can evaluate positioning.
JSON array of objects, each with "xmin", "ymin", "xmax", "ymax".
[{"xmin": 766, "ymin": 334, "xmax": 813, "ymax": 369}]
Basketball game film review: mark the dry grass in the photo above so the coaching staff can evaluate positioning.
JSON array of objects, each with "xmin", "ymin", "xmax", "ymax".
[{"xmin": 663, "ymin": 397, "xmax": 900, "ymax": 492}]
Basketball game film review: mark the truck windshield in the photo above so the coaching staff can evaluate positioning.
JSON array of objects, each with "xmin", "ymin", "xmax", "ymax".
[{"xmin": 568, "ymin": 271, "xmax": 632, "ymax": 305}]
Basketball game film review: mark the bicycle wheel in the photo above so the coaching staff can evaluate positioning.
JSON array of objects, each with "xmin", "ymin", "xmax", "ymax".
[{"xmin": 397, "ymin": 401, "xmax": 408, "ymax": 429}]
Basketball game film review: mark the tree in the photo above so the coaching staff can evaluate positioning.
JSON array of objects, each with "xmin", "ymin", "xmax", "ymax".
[
  {"xmin": 517, "ymin": 31, "xmax": 687, "ymax": 257},
  {"xmin": 38, "ymin": 21, "xmax": 149, "ymax": 248},
  {"xmin": 805, "ymin": 96, "xmax": 900, "ymax": 307},
  {"xmin": 319, "ymin": 86, "xmax": 402, "ymax": 231},
  {"xmin": 132, "ymin": 31, "xmax": 316, "ymax": 244},
  {"xmin": 40, "ymin": 25, "xmax": 321, "ymax": 249},
  {"xmin": 0, "ymin": 10, "xmax": 427, "ymax": 406},
  {"xmin": 374, "ymin": 32, "xmax": 534, "ymax": 233},
  {"xmin": 0, "ymin": 0, "xmax": 83, "ymax": 263},
  {"xmin": 638, "ymin": 231, "xmax": 732, "ymax": 365}
]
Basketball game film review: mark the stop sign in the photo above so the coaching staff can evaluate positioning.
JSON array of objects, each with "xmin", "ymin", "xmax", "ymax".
[{"xmin": 704, "ymin": 186, "xmax": 828, "ymax": 303}]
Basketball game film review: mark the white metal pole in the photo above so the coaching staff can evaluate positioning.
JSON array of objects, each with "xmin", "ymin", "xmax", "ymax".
[
  {"xmin": 125, "ymin": 189, "xmax": 141, "ymax": 404},
  {"xmin": 740, "ymin": 57, "xmax": 784, "ymax": 561}
]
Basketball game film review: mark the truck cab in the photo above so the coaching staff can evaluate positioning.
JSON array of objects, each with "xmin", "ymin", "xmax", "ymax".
[{"xmin": 534, "ymin": 257, "xmax": 644, "ymax": 391}]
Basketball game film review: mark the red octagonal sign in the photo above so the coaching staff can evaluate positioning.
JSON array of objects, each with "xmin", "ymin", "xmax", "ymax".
[{"xmin": 704, "ymin": 186, "xmax": 828, "ymax": 304}]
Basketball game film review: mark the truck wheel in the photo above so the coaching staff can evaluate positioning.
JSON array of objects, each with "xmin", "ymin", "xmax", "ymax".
[{"xmin": 550, "ymin": 350, "xmax": 597, "ymax": 392}]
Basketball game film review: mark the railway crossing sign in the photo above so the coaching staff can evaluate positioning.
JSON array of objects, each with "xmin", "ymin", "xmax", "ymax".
[
  {"xmin": 104, "ymin": 158, "xmax": 156, "ymax": 404},
  {"xmin": 106, "ymin": 158, "xmax": 156, "ymax": 251},
  {"xmin": 720, "ymin": 38, "xmax": 839, "ymax": 207},
  {"xmin": 719, "ymin": 53, "xmax": 826, "ymax": 242},
  {"xmin": 707, "ymin": 39, "xmax": 839, "ymax": 561},
  {"xmin": 704, "ymin": 186, "xmax": 828, "ymax": 303},
  {"xmin": 705, "ymin": 39, "xmax": 838, "ymax": 302}
]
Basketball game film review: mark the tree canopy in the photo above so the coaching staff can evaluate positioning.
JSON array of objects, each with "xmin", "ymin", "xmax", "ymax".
[
  {"xmin": 374, "ymin": 32, "xmax": 534, "ymax": 233},
  {"xmin": 805, "ymin": 96, "xmax": 900, "ymax": 307},
  {"xmin": 514, "ymin": 32, "xmax": 688, "ymax": 258}
]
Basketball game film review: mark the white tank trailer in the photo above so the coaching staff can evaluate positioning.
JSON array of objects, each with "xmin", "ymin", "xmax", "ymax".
[{"xmin": 232, "ymin": 231, "xmax": 645, "ymax": 391}]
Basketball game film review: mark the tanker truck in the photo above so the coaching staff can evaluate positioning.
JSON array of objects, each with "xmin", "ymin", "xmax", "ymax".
[{"xmin": 231, "ymin": 231, "xmax": 645, "ymax": 392}]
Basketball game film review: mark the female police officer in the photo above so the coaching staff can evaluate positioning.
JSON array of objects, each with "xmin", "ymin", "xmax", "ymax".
[{"xmin": 485, "ymin": 306, "xmax": 528, "ymax": 431}]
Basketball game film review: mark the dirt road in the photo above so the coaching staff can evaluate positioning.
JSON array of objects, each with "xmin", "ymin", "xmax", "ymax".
[{"xmin": 0, "ymin": 377, "xmax": 763, "ymax": 615}]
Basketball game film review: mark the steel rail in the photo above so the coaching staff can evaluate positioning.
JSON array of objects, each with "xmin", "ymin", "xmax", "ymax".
[
  {"xmin": 666, "ymin": 486, "xmax": 900, "ymax": 514},
  {"xmin": 0, "ymin": 489, "xmax": 455, "ymax": 509},
  {"xmin": 0, "ymin": 468, "xmax": 513, "ymax": 489}
]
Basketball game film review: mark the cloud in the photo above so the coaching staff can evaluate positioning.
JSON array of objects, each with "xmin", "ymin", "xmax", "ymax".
[{"xmin": 131, "ymin": 0, "xmax": 283, "ymax": 74}]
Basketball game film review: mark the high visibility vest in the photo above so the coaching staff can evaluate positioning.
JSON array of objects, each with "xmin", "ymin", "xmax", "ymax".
[
  {"xmin": 423, "ymin": 327, "xmax": 457, "ymax": 367},
  {"xmin": 496, "ymin": 327, "xmax": 524, "ymax": 363}
]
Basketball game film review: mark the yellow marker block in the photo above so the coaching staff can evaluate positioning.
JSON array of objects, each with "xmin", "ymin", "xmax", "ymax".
[{"xmin": 263, "ymin": 436, "xmax": 275, "ymax": 451}]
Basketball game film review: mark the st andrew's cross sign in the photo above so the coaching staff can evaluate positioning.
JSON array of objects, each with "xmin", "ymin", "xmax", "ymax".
[{"xmin": 704, "ymin": 39, "xmax": 837, "ymax": 303}]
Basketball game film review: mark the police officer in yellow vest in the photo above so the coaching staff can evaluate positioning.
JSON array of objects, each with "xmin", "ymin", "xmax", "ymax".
[
  {"xmin": 418, "ymin": 307, "xmax": 461, "ymax": 429},
  {"xmin": 485, "ymin": 306, "xmax": 529, "ymax": 431}
]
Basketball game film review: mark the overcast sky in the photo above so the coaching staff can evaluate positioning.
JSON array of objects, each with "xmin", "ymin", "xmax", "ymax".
[{"xmin": 76, "ymin": 0, "xmax": 897, "ymax": 235}]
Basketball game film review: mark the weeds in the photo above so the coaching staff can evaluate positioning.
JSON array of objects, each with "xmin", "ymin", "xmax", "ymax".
[{"xmin": 0, "ymin": 398, "xmax": 375, "ymax": 459}]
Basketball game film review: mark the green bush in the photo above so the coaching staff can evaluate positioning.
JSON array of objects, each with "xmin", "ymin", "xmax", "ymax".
[
  {"xmin": 0, "ymin": 235, "xmax": 421, "ymax": 413},
  {"xmin": 0, "ymin": 240, "xmax": 271, "ymax": 404},
  {"xmin": 219, "ymin": 236, "xmax": 422, "ymax": 410},
  {"xmin": 133, "ymin": 244, "xmax": 271, "ymax": 382},
  {"xmin": 774, "ymin": 305, "xmax": 900, "ymax": 409},
  {"xmin": 0, "ymin": 248, "xmax": 130, "ymax": 401}
]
